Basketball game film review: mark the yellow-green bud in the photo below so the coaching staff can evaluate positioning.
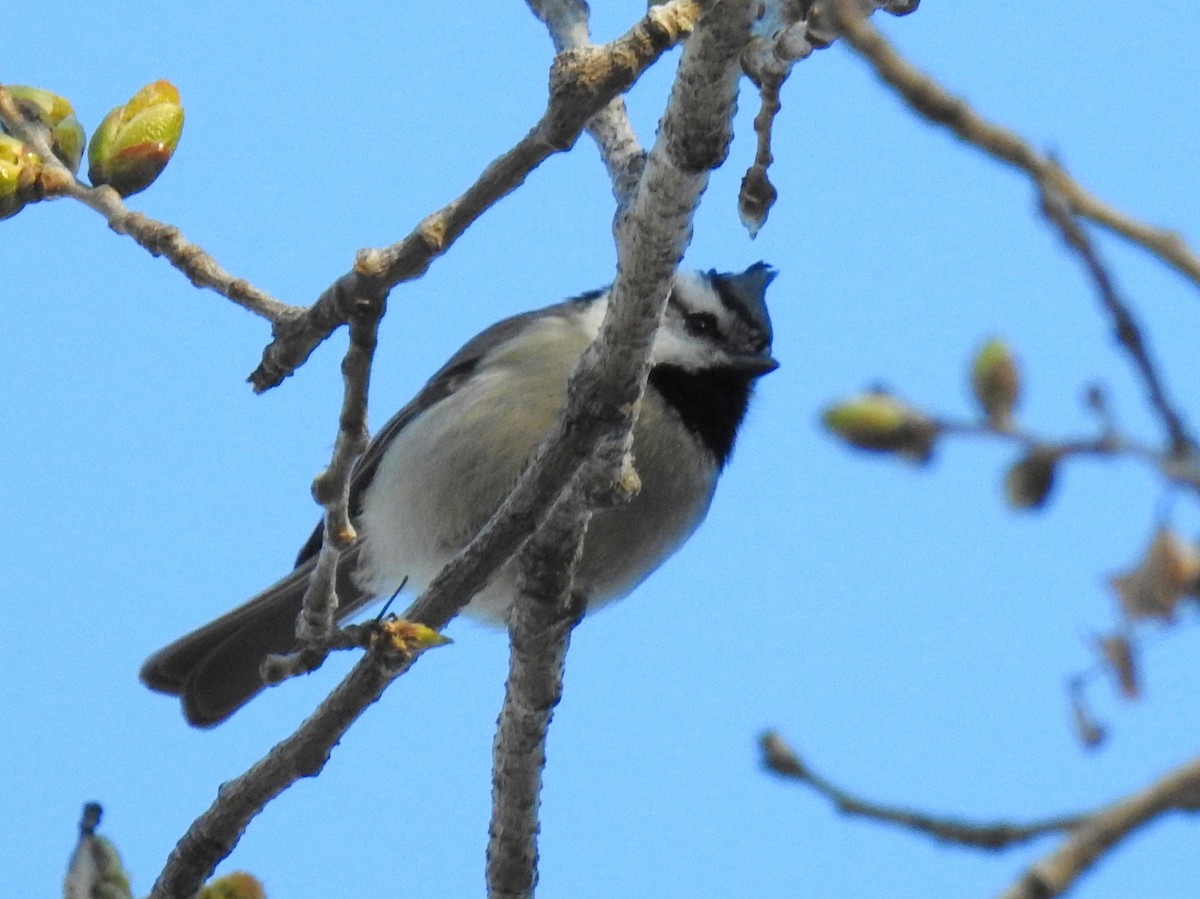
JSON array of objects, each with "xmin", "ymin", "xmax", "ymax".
[
  {"xmin": 200, "ymin": 872, "xmax": 267, "ymax": 899},
  {"xmin": 6, "ymin": 85, "xmax": 86, "ymax": 173},
  {"xmin": 821, "ymin": 391, "xmax": 938, "ymax": 463},
  {"xmin": 1003, "ymin": 447, "xmax": 1058, "ymax": 510},
  {"xmin": 0, "ymin": 133, "xmax": 42, "ymax": 219},
  {"xmin": 87, "ymin": 80, "xmax": 184, "ymax": 196},
  {"xmin": 971, "ymin": 338, "xmax": 1020, "ymax": 428}
]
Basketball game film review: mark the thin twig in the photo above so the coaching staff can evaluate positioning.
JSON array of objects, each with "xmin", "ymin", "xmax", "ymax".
[
  {"xmin": 526, "ymin": 0, "xmax": 650, "ymax": 206},
  {"xmin": 1038, "ymin": 187, "xmax": 1196, "ymax": 458},
  {"xmin": 261, "ymin": 280, "xmax": 388, "ymax": 684},
  {"xmin": 996, "ymin": 752, "xmax": 1200, "ymax": 899},
  {"xmin": 825, "ymin": 0, "xmax": 1200, "ymax": 291},
  {"xmin": 484, "ymin": 3, "xmax": 755, "ymax": 887},
  {"xmin": 759, "ymin": 731, "xmax": 1088, "ymax": 851},
  {"xmin": 250, "ymin": 0, "xmax": 701, "ymax": 392},
  {"xmin": 932, "ymin": 416, "xmax": 1200, "ymax": 491},
  {"xmin": 0, "ymin": 85, "xmax": 293, "ymax": 322}
]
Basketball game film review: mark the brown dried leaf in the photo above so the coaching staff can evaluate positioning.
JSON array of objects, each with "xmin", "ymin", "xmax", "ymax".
[
  {"xmin": 1068, "ymin": 688, "xmax": 1106, "ymax": 750},
  {"xmin": 1096, "ymin": 634, "xmax": 1139, "ymax": 700},
  {"xmin": 1110, "ymin": 528, "xmax": 1200, "ymax": 622}
]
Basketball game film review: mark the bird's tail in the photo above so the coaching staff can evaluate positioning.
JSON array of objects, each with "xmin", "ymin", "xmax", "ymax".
[{"xmin": 140, "ymin": 549, "xmax": 367, "ymax": 727}]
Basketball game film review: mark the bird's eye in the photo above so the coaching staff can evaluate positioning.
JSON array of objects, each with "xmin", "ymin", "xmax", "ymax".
[{"xmin": 685, "ymin": 312, "xmax": 719, "ymax": 338}]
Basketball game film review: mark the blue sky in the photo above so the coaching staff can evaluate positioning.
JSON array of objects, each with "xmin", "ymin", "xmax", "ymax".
[{"xmin": 6, "ymin": 3, "xmax": 1200, "ymax": 897}]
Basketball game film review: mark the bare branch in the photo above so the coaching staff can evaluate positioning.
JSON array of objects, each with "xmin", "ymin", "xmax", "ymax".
[
  {"xmin": 149, "ymin": 2, "xmax": 750, "ymax": 893},
  {"xmin": 484, "ymin": 2, "xmax": 756, "ymax": 884},
  {"xmin": 526, "ymin": 0, "xmax": 652, "ymax": 206},
  {"xmin": 1038, "ymin": 187, "xmax": 1196, "ymax": 458},
  {"xmin": 997, "ymin": 752, "xmax": 1200, "ymax": 899},
  {"xmin": 487, "ymin": 489, "xmax": 590, "ymax": 898},
  {"xmin": 148, "ymin": 626, "xmax": 436, "ymax": 899},
  {"xmin": 759, "ymin": 731, "xmax": 1088, "ymax": 851},
  {"xmin": 824, "ymin": 0, "xmax": 1200, "ymax": 291},
  {"xmin": 251, "ymin": 0, "xmax": 701, "ymax": 392},
  {"xmin": 0, "ymin": 85, "xmax": 293, "ymax": 322},
  {"xmin": 762, "ymin": 730, "xmax": 1200, "ymax": 896},
  {"xmin": 259, "ymin": 282, "xmax": 388, "ymax": 685}
]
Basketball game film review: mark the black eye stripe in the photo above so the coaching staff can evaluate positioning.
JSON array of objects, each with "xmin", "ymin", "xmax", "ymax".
[{"xmin": 685, "ymin": 311, "xmax": 719, "ymax": 337}]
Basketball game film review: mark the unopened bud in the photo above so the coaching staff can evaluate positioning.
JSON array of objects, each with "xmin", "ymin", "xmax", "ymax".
[
  {"xmin": 738, "ymin": 163, "xmax": 776, "ymax": 239},
  {"xmin": 63, "ymin": 803, "xmax": 133, "ymax": 899},
  {"xmin": 0, "ymin": 133, "xmax": 42, "ymax": 219},
  {"xmin": 971, "ymin": 338, "xmax": 1020, "ymax": 428},
  {"xmin": 87, "ymin": 80, "xmax": 184, "ymax": 196},
  {"xmin": 200, "ymin": 872, "xmax": 266, "ymax": 899},
  {"xmin": 822, "ymin": 391, "xmax": 938, "ymax": 463},
  {"xmin": 1004, "ymin": 447, "xmax": 1058, "ymax": 510},
  {"xmin": 6, "ymin": 85, "xmax": 85, "ymax": 173},
  {"xmin": 1096, "ymin": 633, "xmax": 1139, "ymax": 699}
]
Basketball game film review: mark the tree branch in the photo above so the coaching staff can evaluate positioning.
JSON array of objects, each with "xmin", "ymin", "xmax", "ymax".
[
  {"xmin": 0, "ymin": 84, "xmax": 294, "ymax": 323},
  {"xmin": 526, "ymin": 0, "xmax": 650, "ymax": 206},
  {"xmin": 997, "ymin": 752, "xmax": 1200, "ymax": 899},
  {"xmin": 148, "ymin": 626, "xmax": 434, "ymax": 899},
  {"xmin": 1038, "ymin": 186, "xmax": 1196, "ymax": 458},
  {"xmin": 487, "ymin": 487, "xmax": 590, "ymax": 898},
  {"xmin": 824, "ymin": 0, "xmax": 1200, "ymax": 291},
  {"xmin": 484, "ymin": 2, "xmax": 757, "ymax": 888},
  {"xmin": 259, "ymin": 281, "xmax": 389, "ymax": 686},
  {"xmin": 148, "ymin": 2, "xmax": 747, "ymax": 894},
  {"xmin": 759, "ymin": 731, "xmax": 1089, "ymax": 850},
  {"xmin": 250, "ymin": 0, "xmax": 702, "ymax": 392}
]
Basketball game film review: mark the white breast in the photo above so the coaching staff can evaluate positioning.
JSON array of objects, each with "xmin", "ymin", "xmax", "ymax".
[{"xmin": 354, "ymin": 310, "xmax": 718, "ymax": 622}]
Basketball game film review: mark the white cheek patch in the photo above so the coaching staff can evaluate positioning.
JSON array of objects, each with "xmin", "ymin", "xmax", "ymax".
[
  {"xmin": 650, "ymin": 272, "xmax": 731, "ymax": 371},
  {"xmin": 651, "ymin": 325, "xmax": 712, "ymax": 370}
]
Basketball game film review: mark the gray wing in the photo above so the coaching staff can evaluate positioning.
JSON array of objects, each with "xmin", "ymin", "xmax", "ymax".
[{"xmin": 293, "ymin": 296, "xmax": 592, "ymax": 567}]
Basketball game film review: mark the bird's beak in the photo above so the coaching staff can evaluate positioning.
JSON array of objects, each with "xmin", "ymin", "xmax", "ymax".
[{"xmin": 729, "ymin": 354, "xmax": 780, "ymax": 377}]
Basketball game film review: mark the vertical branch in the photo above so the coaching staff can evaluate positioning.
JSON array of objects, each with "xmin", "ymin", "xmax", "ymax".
[
  {"xmin": 525, "ymin": 0, "xmax": 667, "ymax": 205},
  {"xmin": 487, "ymin": 490, "xmax": 589, "ymax": 898},
  {"xmin": 263, "ymin": 274, "xmax": 389, "ymax": 684},
  {"xmin": 486, "ymin": 1, "xmax": 756, "ymax": 894}
]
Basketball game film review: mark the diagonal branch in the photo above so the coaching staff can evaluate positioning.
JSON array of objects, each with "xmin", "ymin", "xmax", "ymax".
[
  {"xmin": 251, "ymin": 0, "xmax": 702, "ymax": 392},
  {"xmin": 148, "ymin": 1, "xmax": 747, "ymax": 895},
  {"xmin": 526, "ymin": 0, "xmax": 652, "ymax": 206},
  {"xmin": 825, "ymin": 0, "xmax": 1200, "ymax": 291},
  {"xmin": 996, "ymin": 752, "xmax": 1200, "ymax": 899},
  {"xmin": 1038, "ymin": 187, "xmax": 1196, "ymax": 458},
  {"xmin": 762, "ymin": 731, "xmax": 1200, "ymax": 898},
  {"xmin": 148, "ymin": 627, "xmax": 435, "ymax": 899},
  {"xmin": 0, "ymin": 85, "xmax": 294, "ymax": 323}
]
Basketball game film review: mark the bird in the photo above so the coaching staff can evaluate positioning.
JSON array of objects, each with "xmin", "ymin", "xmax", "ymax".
[{"xmin": 141, "ymin": 263, "xmax": 779, "ymax": 727}]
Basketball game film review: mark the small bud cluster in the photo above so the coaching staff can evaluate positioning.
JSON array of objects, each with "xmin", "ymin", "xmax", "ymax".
[
  {"xmin": 1, "ymin": 80, "xmax": 184, "ymax": 218},
  {"xmin": 821, "ymin": 332, "xmax": 1200, "ymax": 744}
]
